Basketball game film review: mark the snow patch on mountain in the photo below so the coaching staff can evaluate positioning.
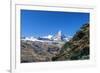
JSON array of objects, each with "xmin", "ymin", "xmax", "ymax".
[{"xmin": 42, "ymin": 35, "xmax": 53, "ymax": 40}]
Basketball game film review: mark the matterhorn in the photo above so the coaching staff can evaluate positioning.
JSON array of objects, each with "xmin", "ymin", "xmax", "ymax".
[
  {"xmin": 53, "ymin": 30, "xmax": 62, "ymax": 41},
  {"xmin": 53, "ymin": 30, "xmax": 68, "ymax": 41}
]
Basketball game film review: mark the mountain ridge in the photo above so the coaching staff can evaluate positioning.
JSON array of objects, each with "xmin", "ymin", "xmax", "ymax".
[{"xmin": 21, "ymin": 30, "xmax": 70, "ymax": 42}]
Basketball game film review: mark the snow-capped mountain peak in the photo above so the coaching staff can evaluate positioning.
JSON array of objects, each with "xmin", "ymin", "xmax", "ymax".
[
  {"xmin": 22, "ymin": 36, "xmax": 38, "ymax": 41},
  {"xmin": 21, "ymin": 31, "xmax": 71, "ymax": 42}
]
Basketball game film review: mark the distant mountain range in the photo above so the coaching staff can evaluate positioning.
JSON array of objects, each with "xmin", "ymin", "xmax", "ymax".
[{"xmin": 21, "ymin": 30, "xmax": 71, "ymax": 42}]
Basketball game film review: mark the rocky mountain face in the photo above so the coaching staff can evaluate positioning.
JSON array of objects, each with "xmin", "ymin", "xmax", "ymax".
[
  {"xmin": 21, "ymin": 40, "xmax": 62, "ymax": 63},
  {"xmin": 52, "ymin": 23, "xmax": 89, "ymax": 61}
]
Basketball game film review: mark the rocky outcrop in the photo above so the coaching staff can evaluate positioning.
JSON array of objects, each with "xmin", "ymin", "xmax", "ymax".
[{"xmin": 21, "ymin": 41, "xmax": 61, "ymax": 63}]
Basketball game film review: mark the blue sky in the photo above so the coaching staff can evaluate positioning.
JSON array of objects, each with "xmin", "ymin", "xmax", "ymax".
[{"xmin": 21, "ymin": 9, "xmax": 89, "ymax": 37}]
